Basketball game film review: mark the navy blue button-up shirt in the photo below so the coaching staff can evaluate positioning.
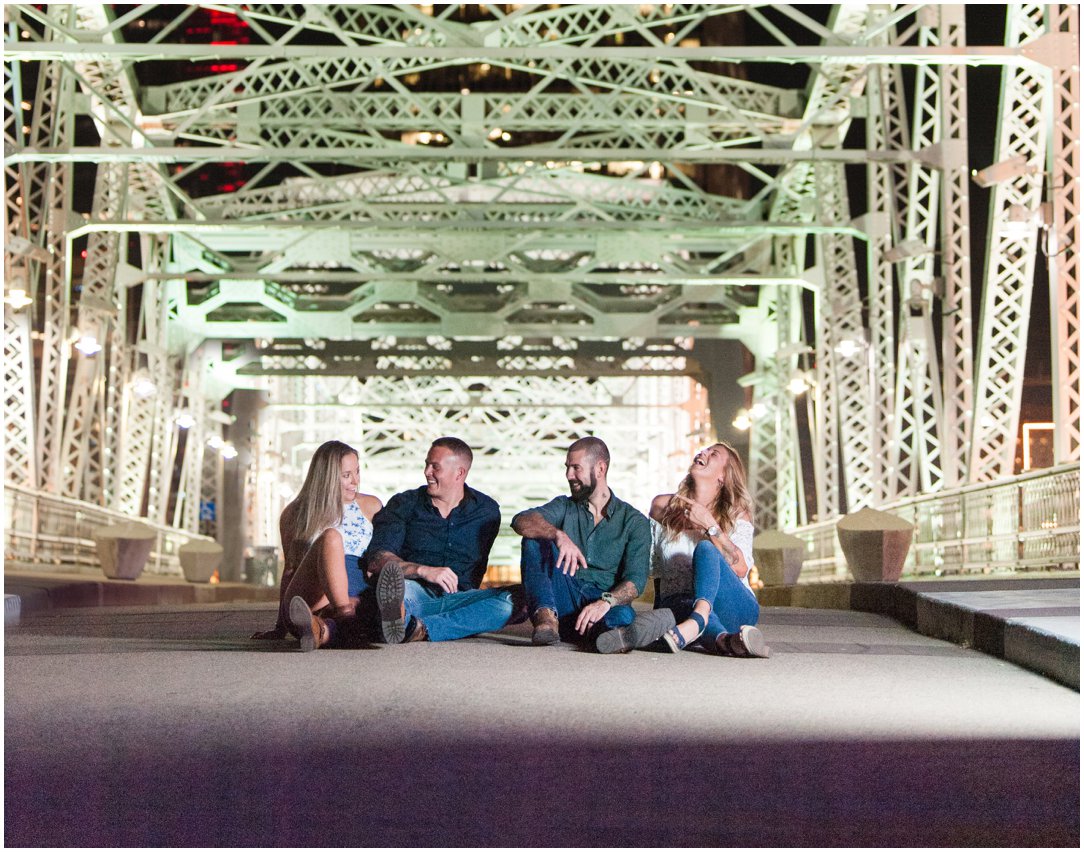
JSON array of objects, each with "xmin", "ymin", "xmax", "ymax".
[{"xmin": 368, "ymin": 484, "xmax": 501, "ymax": 591}]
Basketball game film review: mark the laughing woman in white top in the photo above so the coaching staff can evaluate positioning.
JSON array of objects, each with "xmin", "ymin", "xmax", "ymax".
[
  {"xmin": 647, "ymin": 442, "xmax": 770, "ymax": 658},
  {"xmin": 252, "ymin": 440, "xmax": 381, "ymax": 646}
]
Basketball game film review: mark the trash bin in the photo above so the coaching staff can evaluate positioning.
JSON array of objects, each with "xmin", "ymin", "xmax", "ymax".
[{"xmin": 244, "ymin": 546, "xmax": 279, "ymax": 586}]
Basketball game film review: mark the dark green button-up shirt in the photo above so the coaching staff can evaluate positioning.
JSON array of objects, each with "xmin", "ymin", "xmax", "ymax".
[{"xmin": 512, "ymin": 491, "xmax": 651, "ymax": 594}]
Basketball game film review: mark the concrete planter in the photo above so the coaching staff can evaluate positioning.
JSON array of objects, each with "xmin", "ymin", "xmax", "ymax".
[
  {"xmin": 179, "ymin": 539, "xmax": 224, "ymax": 584},
  {"xmin": 94, "ymin": 521, "xmax": 156, "ymax": 581},
  {"xmin": 753, "ymin": 530, "xmax": 806, "ymax": 586},
  {"xmin": 837, "ymin": 507, "xmax": 914, "ymax": 583}
]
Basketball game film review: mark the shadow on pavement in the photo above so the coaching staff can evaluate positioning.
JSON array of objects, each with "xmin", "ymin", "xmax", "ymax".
[{"xmin": 5, "ymin": 734, "xmax": 1077, "ymax": 847}]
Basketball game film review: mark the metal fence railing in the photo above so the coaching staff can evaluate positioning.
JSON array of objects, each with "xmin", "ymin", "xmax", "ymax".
[
  {"xmin": 790, "ymin": 464, "xmax": 1080, "ymax": 582},
  {"xmin": 4, "ymin": 484, "xmax": 214, "ymax": 577},
  {"xmin": 5, "ymin": 465, "xmax": 1078, "ymax": 584}
]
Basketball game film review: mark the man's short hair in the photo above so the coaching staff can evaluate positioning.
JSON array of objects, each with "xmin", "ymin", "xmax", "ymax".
[
  {"xmin": 431, "ymin": 436, "xmax": 473, "ymax": 469},
  {"xmin": 568, "ymin": 436, "xmax": 609, "ymax": 472}
]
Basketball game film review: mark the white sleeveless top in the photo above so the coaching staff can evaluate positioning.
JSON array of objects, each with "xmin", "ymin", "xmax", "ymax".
[
  {"xmin": 650, "ymin": 518, "xmax": 755, "ymax": 600},
  {"xmin": 332, "ymin": 500, "xmax": 374, "ymax": 558}
]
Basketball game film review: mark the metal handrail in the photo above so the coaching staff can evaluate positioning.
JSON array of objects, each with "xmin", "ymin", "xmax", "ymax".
[
  {"xmin": 4, "ymin": 465, "xmax": 1079, "ymax": 582},
  {"xmin": 3, "ymin": 484, "xmax": 215, "ymax": 576},
  {"xmin": 788, "ymin": 464, "xmax": 1080, "ymax": 581}
]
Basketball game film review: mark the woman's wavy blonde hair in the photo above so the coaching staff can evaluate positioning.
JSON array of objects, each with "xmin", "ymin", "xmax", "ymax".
[
  {"xmin": 656, "ymin": 442, "xmax": 753, "ymax": 538},
  {"xmin": 287, "ymin": 440, "xmax": 358, "ymax": 544}
]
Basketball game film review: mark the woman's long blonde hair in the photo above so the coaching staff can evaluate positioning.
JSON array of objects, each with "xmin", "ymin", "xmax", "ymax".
[
  {"xmin": 657, "ymin": 442, "xmax": 754, "ymax": 538},
  {"xmin": 287, "ymin": 440, "xmax": 358, "ymax": 544}
]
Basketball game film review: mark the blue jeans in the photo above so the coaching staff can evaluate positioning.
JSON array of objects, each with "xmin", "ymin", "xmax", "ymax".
[
  {"xmin": 404, "ymin": 580, "xmax": 514, "ymax": 643},
  {"xmin": 656, "ymin": 539, "xmax": 759, "ymax": 647},
  {"xmin": 520, "ymin": 538, "xmax": 635, "ymax": 640},
  {"xmin": 345, "ymin": 554, "xmax": 367, "ymax": 597}
]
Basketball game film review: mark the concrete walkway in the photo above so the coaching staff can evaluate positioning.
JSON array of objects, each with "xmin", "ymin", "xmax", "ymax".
[
  {"xmin": 4, "ymin": 597, "xmax": 1079, "ymax": 847},
  {"xmin": 16, "ymin": 567, "xmax": 1076, "ymax": 684}
]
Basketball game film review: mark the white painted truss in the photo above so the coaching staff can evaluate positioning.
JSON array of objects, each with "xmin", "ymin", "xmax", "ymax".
[{"xmin": 3, "ymin": 4, "xmax": 1077, "ymax": 572}]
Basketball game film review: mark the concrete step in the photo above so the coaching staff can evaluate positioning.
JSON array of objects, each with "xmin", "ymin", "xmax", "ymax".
[
  {"xmin": 761, "ymin": 575, "xmax": 1080, "ymax": 689},
  {"xmin": 4, "ymin": 569, "xmax": 278, "ymax": 617}
]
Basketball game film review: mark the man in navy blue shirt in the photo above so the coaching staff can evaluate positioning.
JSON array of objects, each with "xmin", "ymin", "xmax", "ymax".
[{"xmin": 365, "ymin": 436, "xmax": 513, "ymax": 643}]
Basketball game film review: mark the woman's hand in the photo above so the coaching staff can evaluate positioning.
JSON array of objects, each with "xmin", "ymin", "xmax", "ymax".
[
  {"xmin": 670, "ymin": 494, "xmax": 719, "ymax": 533},
  {"xmin": 251, "ymin": 626, "xmax": 288, "ymax": 640}
]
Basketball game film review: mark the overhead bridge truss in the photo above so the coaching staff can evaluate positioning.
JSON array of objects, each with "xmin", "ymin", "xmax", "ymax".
[{"xmin": 3, "ymin": 4, "xmax": 1078, "ymax": 556}]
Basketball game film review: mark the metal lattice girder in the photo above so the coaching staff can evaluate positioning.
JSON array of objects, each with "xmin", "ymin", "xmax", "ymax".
[
  {"xmin": 149, "ymin": 223, "xmax": 811, "ymax": 345},
  {"xmin": 773, "ymin": 286, "xmax": 802, "ymax": 528},
  {"xmin": 146, "ymin": 87, "xmax": 800, "ymax": 148},
  {"xmin": 175, "ymin": 347, "xmax": 213, "ymax": 534},
  {"xmin": 889, "ymin": 8, "xmax": 946, "ymax": 497},
  {"xmin": 262, "ymin": 372, "xmax": 708, "ymax": 566},
  {"xmin": 1047, "ymin": 4, "xmax": 1081, "ymax": 464},
  {"xmin": 116, "ymin": 273, "xmax": 171, "ymax": 517},
  {"xmin": 59, "ymin": 162, "xmax": 127, "ymax": 503},
  {"xmin": 746, "ymin": 386, "xmax": 779, "ymax": 531},
  {"xmin": 817, "ymin": 163, "xmax": 877, "ymax": 511},
  {"xmin": 230, "ymin": 3, "xmax": 742, "ymax": 50},
  {"xmin": 932, "ymin": 5, "xmax": 974, "ymax": 488},
  {"xmin": 3, "ymin": 307, "xmax": 37, "ymax": 489},
  {"xmin": 195, "ymin": 167, "xmax": 758, "ymax": 226},
  {"xmin": 231, "ymin": 337, "xmax": 706, "ymax": 381},
  {"xmin": 969, "ymin": 4, "xmax": 1048, "ymax": 482},
  {"xmin": 763, "ymin": 4, "xmax": 876, "ymax": 520},
  {"xmin": 17, "ymin": 21, "xmax": 78, "ymax": 495},
  {"xmin": 3, "ymin": 46, "xmax": 38, "ymax": 490}
]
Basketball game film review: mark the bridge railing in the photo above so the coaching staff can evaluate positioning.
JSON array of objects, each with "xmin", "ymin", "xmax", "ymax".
[
  {"xmin": 3, "ymin": 484, "xmax": 213, "ymax": 576},
  {"xmin": 791, "ymin": 464, "xmax": 1080, "ymax": 582}
]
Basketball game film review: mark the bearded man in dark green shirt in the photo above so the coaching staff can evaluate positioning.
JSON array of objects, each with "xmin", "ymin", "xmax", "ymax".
[{"xmin": 511, "ymin": 437, "xmax": 670, "ymax": 651}]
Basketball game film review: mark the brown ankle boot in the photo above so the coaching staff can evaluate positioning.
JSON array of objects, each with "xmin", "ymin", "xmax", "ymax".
[
  {"xmin": 289, "ymin": 596, "xmax": 331, "ymax": 652},
  {"xmin": 404, "ymin": 618, "xmax": 429, "ymax": 643},
  {"xmin": 531, "ymin": 607, "xmax": 560, "ymax": 646}
]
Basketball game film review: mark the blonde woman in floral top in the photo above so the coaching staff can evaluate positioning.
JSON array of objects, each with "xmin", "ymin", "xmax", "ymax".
[{"xmin": 252, "ymin": 440, "xmax": 381, "ymax": 649}]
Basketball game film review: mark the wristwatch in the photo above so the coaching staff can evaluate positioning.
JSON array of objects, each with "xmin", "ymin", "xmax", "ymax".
[
  {"xmin": 600, "ymin": 592, "xmax": 617, "ymax": 607},
  {"xmin": 705, "ymin": 525, "xmax": 720, "ymax": 538}
]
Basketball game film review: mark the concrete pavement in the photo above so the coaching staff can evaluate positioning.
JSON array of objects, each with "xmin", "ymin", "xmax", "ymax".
[{"xmin": 5, "ymin": 601, "xmax": 1078, "ymax": 846}]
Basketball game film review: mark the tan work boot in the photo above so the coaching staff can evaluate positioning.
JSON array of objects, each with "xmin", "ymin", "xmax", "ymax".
[
  {"xmin": 404, "ymin": 618, "xmax": 429, "ymax": 643},
  {"xmin": 531, "ymin": 607, "xmax": 560, "ymax": 646}
]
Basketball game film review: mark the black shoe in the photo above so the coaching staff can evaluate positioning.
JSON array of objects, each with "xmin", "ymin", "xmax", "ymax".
[
  {"xmin": 716, "ymin": 625, "xmax": 771, "ymax": 658},
  {"xmin": 596, "ymin": 608, "xmax": 676, "ymax": 654},
  {"xmin": 376, "ymin": 563, "xmax": 407, "ymax": 644}
]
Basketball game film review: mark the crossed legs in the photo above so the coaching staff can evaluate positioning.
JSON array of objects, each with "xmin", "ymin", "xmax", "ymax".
[{"xmin": 663, "ymin": 539, "xmax": 760, "ymax": 648}]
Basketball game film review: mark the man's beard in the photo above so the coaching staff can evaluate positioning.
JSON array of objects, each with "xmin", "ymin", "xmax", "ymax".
[{"xmin": 569, "ymin": 471, "xmax": 597, "ymax": 503}]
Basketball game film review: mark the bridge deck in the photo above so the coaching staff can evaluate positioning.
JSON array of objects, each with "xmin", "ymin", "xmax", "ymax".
[{"xmin": 4, "ymin": 570, "xmax": 1079, "ymax": 847}]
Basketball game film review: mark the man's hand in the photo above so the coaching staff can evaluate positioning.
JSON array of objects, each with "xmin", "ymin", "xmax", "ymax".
[
  {"xmin": 416, "ymin": 565, "xmax": 458, "ymax": 594},
  {"xmin": 555, "ymin": 530, "xmax": 588, "ymax": 575},
  {"xmin": 575, "ymin": 598, "xmax": 611, "ymax": 635}
]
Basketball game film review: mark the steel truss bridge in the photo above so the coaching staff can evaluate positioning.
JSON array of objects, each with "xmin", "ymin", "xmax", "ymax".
[{"xmin": 3, "ymin": 4, "xmax": 1080, "ymax": 575}]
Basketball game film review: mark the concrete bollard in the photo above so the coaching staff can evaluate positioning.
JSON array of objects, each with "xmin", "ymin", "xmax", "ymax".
[
  {"xmin": 94, "ymin": 521, "xmax": 156, "ymax": 581},
  {"xmin": 836, "ymin": 507, "xmax": 914, "ymax": 583},
  {"xmin": 752, "ymin": 530, "xmax": 806, "ymax": 586},
  {"xmin": 178, "ymin": 539, "xmax": 224, "ymax": 584}
]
